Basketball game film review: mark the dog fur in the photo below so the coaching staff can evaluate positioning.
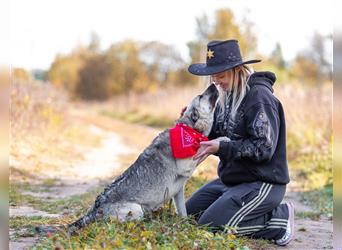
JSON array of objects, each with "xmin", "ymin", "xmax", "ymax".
[{"xmin": 40, "ymin": 84, "xmax": 219, "ymax": 235}]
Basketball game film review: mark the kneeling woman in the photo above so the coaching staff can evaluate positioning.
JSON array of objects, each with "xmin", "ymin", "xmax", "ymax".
[{"xmin": 186, "ymin": 40, "xmax": 294, "ymax": 246}]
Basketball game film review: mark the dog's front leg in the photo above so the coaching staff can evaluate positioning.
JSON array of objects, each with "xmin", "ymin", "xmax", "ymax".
[{"xmin": 173, "ymin": 185, "xmax": 187, "ymax": 217}]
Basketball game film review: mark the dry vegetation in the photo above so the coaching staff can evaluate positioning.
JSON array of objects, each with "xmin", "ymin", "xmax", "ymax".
[
  {"xmin": 101, "ymin": 81, "xmax": 332, "ymax": 189},
  {"xmin": 9, "ymin": 79, "xmax": 332, "ymax": 249},
  {"xmin": 276, "ymin": 83, "xmax": 332, "ymax": 190},
  {"xmin": 10, "ymin": 80, "xmax": 102, "ymax": 182}
]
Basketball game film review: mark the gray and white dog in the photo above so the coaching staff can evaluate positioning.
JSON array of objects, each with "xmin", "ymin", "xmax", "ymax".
[{"xmin": 66, "ymin": 84, "xmax": 219, "ymax": 235}]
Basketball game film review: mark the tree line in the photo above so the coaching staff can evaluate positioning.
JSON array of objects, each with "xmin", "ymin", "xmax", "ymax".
[{"xmin": 13, "ymin": 8, "xmax": 332, "ymax": 100}]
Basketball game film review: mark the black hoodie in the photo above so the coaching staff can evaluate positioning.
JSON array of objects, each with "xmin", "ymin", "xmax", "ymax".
[{"xmin": 208, "ymin": 71, "xmax": 290, "ymax": 185}]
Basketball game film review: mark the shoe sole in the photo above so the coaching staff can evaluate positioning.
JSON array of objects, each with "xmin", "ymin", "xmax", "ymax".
[{"xmin": 280, "ymin": 202, "xmax": 295, "ymax": 246}]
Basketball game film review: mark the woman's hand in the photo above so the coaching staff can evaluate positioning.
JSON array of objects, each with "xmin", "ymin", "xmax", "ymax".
[
  {"xmin": 193, "ymin": 137, "xmax": 230, "ymax": 165},
  {"xmin": 193, "ymin": 144, "xmax": 211, "ymax": 165},
  {"xmin": 193, "ymin": 140, "xmax": 220, "ymax": 164}
]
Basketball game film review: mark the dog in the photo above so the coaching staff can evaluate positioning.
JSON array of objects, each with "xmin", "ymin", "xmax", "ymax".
[{"xmin": 40, "ymin": 84, "xmax": 219, "ymax": 235}]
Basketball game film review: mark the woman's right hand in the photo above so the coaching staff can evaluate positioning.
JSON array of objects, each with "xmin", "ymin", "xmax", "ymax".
[{"xmin": 194, "ymin": 144, "xmax": 210, "ymax": 165}]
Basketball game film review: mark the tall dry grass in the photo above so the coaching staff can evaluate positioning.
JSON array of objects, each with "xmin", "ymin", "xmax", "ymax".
[
  {"xmin": 106, "ymin": 84, "xmax": 204, "ymax": 120},
  {"xmin": 10, "ymin": 78, "xmax": 332, "ymax": 190},
  {"xmin": 10, "ymin": 80, "xmax": 101, "ymax": 178},
  {"xmin": 276, "ymin": 83, "xmax": 332, "ymax": 159},
  {"xmin": 10, "ymin": 80, "xmax": 68, "ymax": 139},
  {"xmin": 106, "ymin": 81, "xmax": 332, "ymax": 190},
  {"xmin": 276, "ymin": 83, "xmax": 332, "ymax": 189}
]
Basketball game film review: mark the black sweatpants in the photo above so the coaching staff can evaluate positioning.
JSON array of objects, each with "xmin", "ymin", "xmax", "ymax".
[{"xmin": 186, "ymin": 178, "xmax": 289, "ymax": 240}]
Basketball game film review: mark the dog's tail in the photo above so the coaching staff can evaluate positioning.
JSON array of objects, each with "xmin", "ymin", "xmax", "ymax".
[
  {"xmin": 67, "ymin": 210, "xmax": 97, "ymax": 235},
  {"xmin": 67, "ymin": 193, "xmax": 108, "ymax": 235},
  {"xmin": 37, "ymin": 188, "xmax": 115, "ymax": 236},
  {"xmin": 34, "ymin": 210, "xmax": 98, "ymax": 237},
  {"xmin": 35, "ymin": 225, "xmax": 65, "ymax": 235}
]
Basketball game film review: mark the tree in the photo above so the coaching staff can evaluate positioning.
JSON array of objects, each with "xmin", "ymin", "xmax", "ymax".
[
  {"xmin": 12, "ymin": 68, "xmax": 31, "ymax": 82},
  {"xmin": 168, "ymin": 68, "xmax": 197, "ymax": 86},
  {"xmin": 290, "ymin": 31, "xmax": 332, "ymax": 85},
  {"xmin": 88, "ymin": 31, "xmax": 101, "ymax": 53},
  {"xmin": 194, "ymin": 14, "xmax": 210, "ymax": 64},
  {"xmin": 47, "ymin": 46, "xmax": 90, "ymax": 98},
  {"xmin": 105, "ymin": 40, "xmax": 146, "ymax": 94},
  {"xmin": 186, "ymin": 8, "xmax": 258, "ymax": 85},
  {"xmin": 140, "ymin": 41, "xmax": 184, "ymax": 85},
  {"xmin": 270, "ymin": 43, "xmax": 286, "ymax": 69},
  {"xmin": 76, "ymin": 53, "xmax": 111, "ymax": 100},
  {"xmin": 47, "ymin": 53, "xmax": 82, "ymax": 96},
  {"xmin": 290, "ymin": 53, "xmax": 320, "ymax": 85},
  {"xmin": 188, "ymin": 8, "xmax": 258, "ymax": 65},
  {"xmin": 310, "ymin": 32, "xmax": 332, "ymax": 81}
]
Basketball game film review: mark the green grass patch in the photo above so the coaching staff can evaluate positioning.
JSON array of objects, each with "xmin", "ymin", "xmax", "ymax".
[
  {"xmin": 100, "ymin": 110, "xmax": 174, "ymax": 129},
  {"xmin": 10, "ymin": 216, "xmax": 64, "ymax": 231},
  {"xmin": 9, "ymin": 181, "xmax": 105, "ymax": 215},
  {"xmin": 300, "ymin": 184, "xmax": 333, "ymax": 217},
  {"xmin": 11, "ymin": 176, "xmax": 276, "ymax": 249},
  {"xmin": 9, "ymin": 216, "xmax": 67, "ymax": 246},
  {"xmin": 42, "ymin": 178, "xmax": 59, "ymax": 187},
  {"xmin": 9, "ymin": 182, "xmax": 40, "ymax": 207},
  {"xmin": 33, "ymin": 207, "xmax": 270, "ymax": 250},
  {"xmin": 295, "ymin": 211, "xmax": 321, "ymax": 220},
  {"xmin": 290, "ymin": 151, "xmax": 332, "ymax": 191}
]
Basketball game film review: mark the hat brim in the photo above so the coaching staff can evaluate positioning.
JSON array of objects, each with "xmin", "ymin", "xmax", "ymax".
[{"xmin": 188, "ymin": 59, "xmax": 261, "ymax": 76}]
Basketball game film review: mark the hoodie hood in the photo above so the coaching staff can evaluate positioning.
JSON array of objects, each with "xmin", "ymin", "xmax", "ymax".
[{"xmin": 248, "ymin": 71, "xmax": 276, "ymax": 93}]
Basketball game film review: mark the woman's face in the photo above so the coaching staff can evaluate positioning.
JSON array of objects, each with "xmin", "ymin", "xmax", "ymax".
[{"xmin": 211, "ymin": 70, "xmax": 233, "ymax": 91}]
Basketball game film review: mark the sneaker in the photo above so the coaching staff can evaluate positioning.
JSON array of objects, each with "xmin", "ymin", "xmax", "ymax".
[{"xmin": 275, "ymin": 202, "xmax": 295, "ymax": 246}]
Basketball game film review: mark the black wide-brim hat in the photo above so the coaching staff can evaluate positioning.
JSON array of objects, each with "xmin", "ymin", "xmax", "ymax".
[{"xmin": 188, "ymin": 39, "xmax": 261, "ymax": 76}]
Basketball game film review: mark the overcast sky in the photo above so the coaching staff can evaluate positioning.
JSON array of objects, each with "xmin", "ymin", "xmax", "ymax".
[{"xmin": 6, "ymin": 0, "xmax": 334, "ymax": 70}]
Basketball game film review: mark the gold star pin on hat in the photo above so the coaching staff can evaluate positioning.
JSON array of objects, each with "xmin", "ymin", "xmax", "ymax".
[{"xmin": 207, "ymin": 49, "xmax": 214, "ymax": 59}]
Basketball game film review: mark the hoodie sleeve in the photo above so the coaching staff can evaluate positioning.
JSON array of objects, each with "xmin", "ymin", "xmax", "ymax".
[{"xmin": 217, "ymin": 103, "xmax": 280, "ymax": 163}]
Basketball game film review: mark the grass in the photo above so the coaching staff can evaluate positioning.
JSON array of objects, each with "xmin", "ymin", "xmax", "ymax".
[
  {"xmin": 10, "ymin": 175, "xmax": 275, "ymax": 250},
  {"xmin": 300, "ymin": 184, "xmax": 333, "ymax": 217},
  {"xmin": 276, "ymin": 83, "xmax": 332, "ymax": 191},
  {"xmin": 10, "ymin": 216, "xmax": 63, "ymax": 232},
  {"xmin": 295, "ymin": 211, "xmax": 321, "ymax": 221},
  {"xmin": 10, "ymin": 81, "xmax": 332, "ymax": 249},
  {"xmin": 34, "ymin": 210, "xmax": 254, "ymax": 250},
  {"xmin": 10, "ymin": 181, "xmax": 105, "ymax": 215}
]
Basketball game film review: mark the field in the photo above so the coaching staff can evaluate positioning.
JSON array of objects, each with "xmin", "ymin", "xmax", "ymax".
[{"xmin": 9, "ymin": 80, "xmax": 332, "ymax": 249}]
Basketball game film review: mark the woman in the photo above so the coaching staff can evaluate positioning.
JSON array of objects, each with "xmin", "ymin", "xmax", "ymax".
[{"xmin": 185, "ymin": 39, "xmax": 294, "ymax": 246}]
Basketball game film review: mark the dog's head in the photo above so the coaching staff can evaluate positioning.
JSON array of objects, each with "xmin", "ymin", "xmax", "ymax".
[{"xmin": 180, "ymin": 84, "xmax": 219, "ymax": 136}]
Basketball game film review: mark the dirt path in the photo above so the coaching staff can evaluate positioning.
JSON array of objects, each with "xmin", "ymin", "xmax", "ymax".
[
  {"xmin": 9, "ymin": 112, "xmax": 146, "ymax": 249},
  {"xmin": 9, "ymin": 109, "xmax": 333, "ymax": 249},
  {"xmin": 280, "ymin": 185, "xmax": 333, "ymax": 249}
]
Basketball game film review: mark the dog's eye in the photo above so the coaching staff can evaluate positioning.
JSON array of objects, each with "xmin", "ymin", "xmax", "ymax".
[{"xmin": 191, "ymin": 109, "xmax": 200, "ymax": 123}]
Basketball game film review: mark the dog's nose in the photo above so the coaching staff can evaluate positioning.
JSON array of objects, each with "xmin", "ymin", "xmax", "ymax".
[
  {"xmin": 204, "ymin": 84, "xmax": 219, "ymax": 108},
  {"xmin": 205, "ymin": 84, "xmax": 219, "ymax": 97}
]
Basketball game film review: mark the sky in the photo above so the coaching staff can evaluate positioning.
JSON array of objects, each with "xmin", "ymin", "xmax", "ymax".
[{"xmin": 6, "ymin": 0, "xmax": 334, "ymax": 70}]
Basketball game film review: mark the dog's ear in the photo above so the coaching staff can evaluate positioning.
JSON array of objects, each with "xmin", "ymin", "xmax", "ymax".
[{"xmin": 190, "ymin": 108, "xmax": 199, "ymax": 123}]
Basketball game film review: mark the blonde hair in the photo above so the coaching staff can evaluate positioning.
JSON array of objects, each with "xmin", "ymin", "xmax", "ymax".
[{"xmin": 212, "ymin": 65, "xmax": 254, "ymax": 120}]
